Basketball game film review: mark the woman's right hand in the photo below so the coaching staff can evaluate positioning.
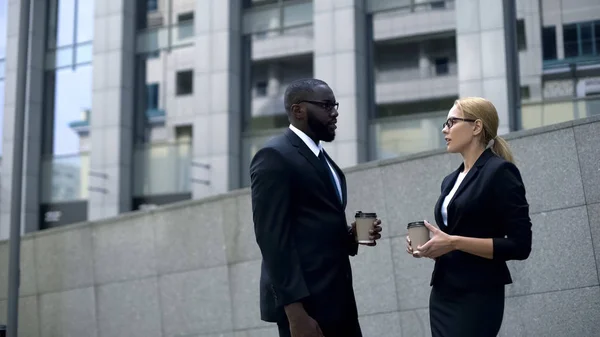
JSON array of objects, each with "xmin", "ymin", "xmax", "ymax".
[{"xmin": 405, "ymin": 235, "xmax": 420, "ymax": 258}]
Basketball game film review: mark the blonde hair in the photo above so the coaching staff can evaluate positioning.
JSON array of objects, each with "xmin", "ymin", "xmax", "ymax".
[{"xmin": 454, "ymin": 97, "xmax": 514, "ymax": 163}]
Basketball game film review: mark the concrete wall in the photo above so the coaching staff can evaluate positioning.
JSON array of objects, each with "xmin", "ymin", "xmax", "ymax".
[{"xmin": 1, "ymin": 115, "xmax": 599, "ymax": 337}]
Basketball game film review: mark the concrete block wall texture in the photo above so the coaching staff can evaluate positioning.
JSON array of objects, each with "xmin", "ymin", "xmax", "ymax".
[{"xmin": 0, "ymin": 115, "xmax": 599, "ymax": 337}]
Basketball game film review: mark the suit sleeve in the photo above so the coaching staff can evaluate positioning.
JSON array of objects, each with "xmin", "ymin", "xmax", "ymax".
[
  {"xmin": 346, "ymin": 225, "xmax": 358, "ymax": 256},
  {"xmin": 250, "ymin": 147, "xmax": 309, "ymax": 306},
  {"xmin": 492, "ymin": 162, "xmax": 533, "ymax": 261}
]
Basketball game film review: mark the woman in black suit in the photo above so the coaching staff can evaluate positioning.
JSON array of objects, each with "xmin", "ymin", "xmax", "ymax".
[{"xmin": 405, "ymin": 97, "xmax": 532, "ymax": 337}]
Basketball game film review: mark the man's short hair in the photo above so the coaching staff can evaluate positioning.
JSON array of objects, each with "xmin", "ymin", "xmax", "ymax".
[{"xmin": 284, "ymin": 78, "xmax": 328, "ymax": 112}]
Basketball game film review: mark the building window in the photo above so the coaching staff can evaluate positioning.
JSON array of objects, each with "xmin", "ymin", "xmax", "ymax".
[
  {"xmin": 430, "ymin": 1, "xmax": 446, "ymax": 9},
  {"xmin": 517, "ymin": 19, "xmax": 527, "ymax": 51},
  {"xmin": 520, "ymin": 86, "xmax": 530, "ymax": 100},
  {"xmin": 178, "ymin": 12, "xmax": 194, "ymax": 39},
  {"xmin": 147, "ymin": 0, "xmax": 158, "ymax": 12},
  {"xmin": 176, "ymin": 70, "xmax": 193, "ymax": 96},
  {"xmin": 147, "ymin": 83, "xmax": 159, "ymax": 110},
  {"xmin": 563, "ymin": 21, "xmax": 600, "ymax": 59},
  {"xmin": 542, "ymin": 26, "xmax": 557, "ymax": 60},
  {"xmin": 255, "ymin": 81, "xmax": 267, "ymax": 97},
  {"xmin": 434, "ymin": 57, "xmax": 449, "ymax": 75}
]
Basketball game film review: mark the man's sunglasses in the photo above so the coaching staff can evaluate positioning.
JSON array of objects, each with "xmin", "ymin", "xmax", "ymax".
[{"xmin": 298, "ymin": 100, "xmax": 339, "ymax": 111}]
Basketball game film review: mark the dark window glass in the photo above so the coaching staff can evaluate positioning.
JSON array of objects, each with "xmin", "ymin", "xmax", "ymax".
[
  {"xmin": 595, "ymin": 22, "xmax": 600, "ymax": 55},
  {"xmin": 520, "ymin": 86, "xmax": 530, "ymax": 99},
  {"xmin": 542, "ymin": 26, "xmax": 557, "ymax": 60},
  {"xmin": 176, "ymin": 70, "xmax": 193, "ymax": 96},
  {"xmin": 563, "ymin": 24, "xmax": 579, "ymax": 58},
  {"xmin": 434, "ymin": 57, "xmax": 449, "ymax": 75},
  {"xmin": 255, "ymin": 81, "xmax": 267, "ymax": 96},
  {"xmin": 580, "ymin": 22, "xmax": 593, "ymax": 56},
  {"xmin": 147, "ymin": 0, "xmax": 158, "ymax": 11},
  {"xmin": 147, "ymin": 83, "xmax": 159, "ymax": 110},
  {"xmin": 517, "ymin": 19, "xmax": 527, "ymax": 50},
  {"xmin": 431, "ymin": 1, "xmax": 446, "ymax": 9},
  {"xmin": 178, "ymin": 12, "xmax": 194, "ymax": 22}
]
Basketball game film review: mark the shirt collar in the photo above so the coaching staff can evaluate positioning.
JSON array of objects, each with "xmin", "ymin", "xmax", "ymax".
[{"xmin": 289, "ymin": 124, "xmax": 322, "ymax": 157}]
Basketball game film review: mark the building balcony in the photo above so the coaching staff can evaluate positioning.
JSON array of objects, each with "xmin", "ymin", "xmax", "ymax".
[
  {"xmin": 40, "ymin": 153, "xmax": 90, "ymax": 204},
  {"xmin": 542, "ymin": 56, "xmax": 600, "ymax": 77},
  {"xmin": 132, "ymin": 141, "xmax": 192, "ymax": 198},
  {"xmin": 375, "ymin": 63, "xmax": 458, "ymax": 104},
  {"xmin": 372, "ymin": 0, "xmax": 455, "ymax": 41},
  {"xmin": 371, "ymin": 110, "xmax": 448, "ymax": 160},
  {"xmin": 251, "ymin": 25, "xmax": 314, "ymax": 61},
  {"xmin": 521, "ymin": 96, "xmax": 600, "ymax": 130}
]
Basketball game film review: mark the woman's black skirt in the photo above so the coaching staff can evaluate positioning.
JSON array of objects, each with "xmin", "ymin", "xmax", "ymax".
[{"xmin": 429, "ymin": 283, "xmax": 505, "ymax": 337}]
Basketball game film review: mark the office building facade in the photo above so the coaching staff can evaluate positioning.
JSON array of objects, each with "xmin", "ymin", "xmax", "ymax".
[{"xmin": 1, "ymin": 0, "xmax": 599, "ymax": 238}]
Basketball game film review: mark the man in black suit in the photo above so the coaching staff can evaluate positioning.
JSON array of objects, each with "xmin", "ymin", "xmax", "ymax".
[{"xmin": 250, "ymin": 78, "xmax": 383, "ymax": 337}]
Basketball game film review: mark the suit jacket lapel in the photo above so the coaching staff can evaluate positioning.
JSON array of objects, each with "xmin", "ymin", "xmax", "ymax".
[
  {"xmin": 285, "ymin": 129, "xmax": 324, "ymax": 173},
  {"xmin": 434, "ymin": 168, "xmax": 460, "ymax": 231},
  {"xmin": 323, "ymin": 150, "xmax": 346, "ymax": 208},
  {"xmin": 445, "ymin": 149, "xmax": 495, "ymax": 232},
  {"xmin": 285, "ymin": 129, "xmax": 343, "ymax": 208}
]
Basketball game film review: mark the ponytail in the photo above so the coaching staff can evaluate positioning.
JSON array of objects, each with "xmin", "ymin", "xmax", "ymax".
[{"xmin": 491, "ymin": 136, "xmax": 514, "ymax": 163}]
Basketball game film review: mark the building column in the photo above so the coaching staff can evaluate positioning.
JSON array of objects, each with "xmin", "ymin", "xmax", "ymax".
[
  {"xmin": 87, "ymin": 1, "xmax": 137, "ymax": 220},
  {"xmin": 192, "ymin": 0, "xmax": 242, "ymax": 199},
  {"xmin": 313, "ymin": 0, "xmax": 370, "ymax": 168},
  {"xmin": 0, "ymin": 0, "xmax": 47, "ymax": 239},
  {"xmin": 456, "ymin": 0, "xmax": 511, "ymax": 134}
]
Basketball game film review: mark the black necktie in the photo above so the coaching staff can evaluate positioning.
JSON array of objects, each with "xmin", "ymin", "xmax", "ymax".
[{"xmin": 318, "ymin": 150, "xmax": 342, "ymax": 204}]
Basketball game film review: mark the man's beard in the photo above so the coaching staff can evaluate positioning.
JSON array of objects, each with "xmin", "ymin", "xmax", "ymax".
[{"xmin": 307, "ymin": 111, "xmax": 335, "ymax": 142}]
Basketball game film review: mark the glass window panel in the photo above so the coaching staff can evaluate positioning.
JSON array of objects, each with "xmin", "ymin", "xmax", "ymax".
[
  {"xmin": 52, "ymin": 46, "xmax": 74, "ymax": 68},
  {"xmin": 542, "ymin": 26, "xmax": 557, "ymax": 60},
  {"xmin": 147, "ymin": 83, "xmax": 159, "ymax": 109},
  {"xmin": 0, "ymin": 59, "xmax": 5, "ymax": 79},
  {"xmin": 51, "ymin": 65, "xmax": 92, "ymax": 155},
  {"xmin": 132, "ymin": 142, "xmax": 191, "ymax": 196},
  {"xmin": 243, "ymin": 6, "xmax": 280, "ymax": 34},
  {"xmin": 147, "ymin": 0, "xmax": 158, "ymax": 11},
  {"xmin": 595, "ymin": 22, "xmax": 600, "ymax": 55},
  {"xmin": 76, "ymin": 43, "xmax": 93, "ymax": 64},
  {"xmin": 40, "ymin": 153, "xmax": 90, "ymax": 202},
  {"xmin": 282, "ymin": 2, "xmax": 313, "ymax": 27},
  {"xmin": 367, "ymin": 0, "xmax": 412, "ymax": 13},
  {"xmin": 76, "ymin": 0, "xmax": 94, "ymax": 43},
  {"xmin": 579, "ymin": 23, "xmax": 593, "ymax": 56},
  {"xmin": 136, "ymin": 27, "xmax": 169, "ymax": 54},
  {"xmin": 57, "ymin": 0, "xmax": 76, "ymax": 47},
  {"xmin": 372, "ymin": 113, "xmax": 447, "ymax": 160}
]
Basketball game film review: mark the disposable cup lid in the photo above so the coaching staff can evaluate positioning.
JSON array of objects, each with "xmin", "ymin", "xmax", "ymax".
[
  {"xmin": 407, "ymin": 221, "xmax": 426, "ymax": 229},
  {"xmin": 355, "ymin": 211, "xmax": 377, "ymax": 218}
]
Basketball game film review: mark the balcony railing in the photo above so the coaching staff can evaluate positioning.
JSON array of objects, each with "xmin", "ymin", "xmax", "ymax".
[
  {"xmin": 375, "ymin": 62, "xmax": 458, "ymax": 83},
  {"xmin": 40, "ymin": 153, "xmax": 90, "ymax": 203},
  {"xmin": 521, "ymin": 96, "xmax": 600, "ymax": 130},
  {"xmin": 371, "ymin": 111, "xmax": 447, "ymax": 160},
  {"xmin": 136, "ymin": 21, "xmax": 194, "ymax": 55},
  {"xmin": 368, "ymin": 0, "xmax": 454, "ymax": 14},
  {"xmin": 133, "ymin": 142, "xmax": 192, "ymax": 196},
  {"xmin": 243, "ymin": 1, "xmax": 312, "ymax": 35}
]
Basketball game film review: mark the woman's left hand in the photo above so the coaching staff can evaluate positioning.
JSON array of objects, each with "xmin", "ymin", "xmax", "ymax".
[{"xmin": 416, "ymin": 221, "xmax": 455, "ymax": 259}]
